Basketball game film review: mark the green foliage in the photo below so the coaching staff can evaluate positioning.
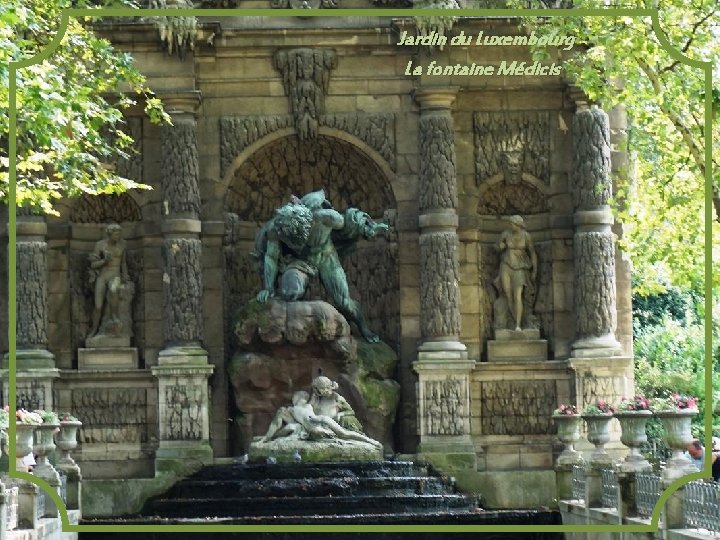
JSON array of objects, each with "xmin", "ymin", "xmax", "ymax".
[
  {"xmin": 507, "ymin": 0, "xmax": 718, "ymax": 294},
  {"xmin": 632, "ymin": 284, "xmax": 698, "ymax": 328},
  {"xmin": 0, "ymin": 0, "xmax": 169, "ymax": 215},
  {"xmin": 633, "ymin": 314, "xmax": 720, "ymax": 454}
]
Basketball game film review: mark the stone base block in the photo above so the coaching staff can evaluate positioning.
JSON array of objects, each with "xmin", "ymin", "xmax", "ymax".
[
  {"xmin": 487, "ymin": 339, "xmax": 548, "ymax": 362},
  {"xmin": 78, "ymin": 348, "xmax": 138, "ymax": 370},
  {"xmin": 248, "ymin": 438, "xmax": 382, "ymax": 463},
  {"xmin": 86, "ymin": 335, "xmax": 131, "ymax": 348},
  {"xmin": 494, "ymin": 328, "xmax": 540, "ymax": 341}
]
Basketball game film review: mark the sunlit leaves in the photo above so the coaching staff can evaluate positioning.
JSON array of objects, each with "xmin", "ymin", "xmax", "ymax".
[
  {"xmin": 1, "ymin": 0, "xmax": 167, "ymax": 215},
  {"xmin": 509, "ymin": 0, "xmax": 718, "ymax": 294}
]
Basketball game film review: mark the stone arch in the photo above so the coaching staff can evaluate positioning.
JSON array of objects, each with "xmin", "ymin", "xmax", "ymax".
[
  {"xmin": 477, "ymin": 178, "xmax": 548, "ymax": 215},
  {"xmin": 224, "ymin": 131, "xmax": 396, "ymax": 222},
  {"xmin": 222, "ymin": 131, "xmax": 400, "ymax": 358},
  {"xmin": 70, "ymin": 193, "xmax": 143, "ymax": 223}
]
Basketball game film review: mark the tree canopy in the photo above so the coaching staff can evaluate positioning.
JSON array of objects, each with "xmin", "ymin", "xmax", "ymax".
[
  {"xmin": 0, "ymin": 0, "xmax": 168, "ymax": 216},
  {"xmin": 509, "ymin": 0, "xmax": 718, "ymax": 294}
]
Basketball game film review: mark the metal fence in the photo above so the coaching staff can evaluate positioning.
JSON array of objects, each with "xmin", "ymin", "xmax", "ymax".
[
  {"xmin": 685, "ymin": 480, "xmax": 720, "ymax": 533},
  {"xmin": 601, "ymin": 468, "xmax": 618, "ymax": 508},
  {"xmin": 636, "ymin": 472, "xmax": 662, "ymax": 518},
  {"xmin": 36, "ymin": 489, "xmax": 45, "ymax": 521},
  {"xmin": 572, "ymin": 465, "xmax": 585, "ymax": 501},
  {"xmin": 59, "ymin": 473, "xmax": 67, "ymax": 503},
  {"xmin": 5, "ymin": 485, "xmax": 18, "ymax": 531}
]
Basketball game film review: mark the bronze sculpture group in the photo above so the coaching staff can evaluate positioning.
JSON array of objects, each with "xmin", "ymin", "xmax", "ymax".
[{"xmin": 254, "ymin": 189, "xmax": 388, "ymax": 342}]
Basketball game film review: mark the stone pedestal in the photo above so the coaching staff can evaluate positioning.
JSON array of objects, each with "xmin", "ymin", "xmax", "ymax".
[
  {"xmin": 487, "ymin": 329, "xmax": 548, "ymax": 362},
  {"xmin": 17, "ymin": 480, "xmax": 40, "ymax": 530},
  {"xmin": 78, "ymin": 347, "xmax": 139, "ymax": 370},
  {"xmin": 152, "ymin": 347, "xmax": 214, "ymax": 473},
  {"xmin": 414, "ymin": 351, "xmax": 476, "ymax": 468},
  {"xmin": 249, "ymin": 438, "xmax": 382, "ymax": 463},
  {"xmin": 2, "ymin": 366, "xmax": 59, "ymax": 411}
]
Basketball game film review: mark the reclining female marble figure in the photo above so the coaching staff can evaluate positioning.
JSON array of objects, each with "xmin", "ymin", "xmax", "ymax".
[
  {"xmin": 253, "ymin": 189, "xmax": 388, "ymax": 343},
  {"xmin": 309, "ymin": 375, "xmax": 363, "ymax": 432},
  {"xmin": 260, "ymin": 390, "xmax": 381, "ymax": 448}
]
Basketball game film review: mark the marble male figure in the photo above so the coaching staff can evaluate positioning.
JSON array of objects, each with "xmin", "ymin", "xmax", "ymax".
[{"xmin": 88, "ymin": 223, "xmax": 130, "ymax": 338}]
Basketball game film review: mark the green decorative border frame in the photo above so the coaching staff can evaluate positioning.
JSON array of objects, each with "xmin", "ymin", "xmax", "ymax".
[{"xmin": 6, "ymin": 5, "xmax": 714, "ymax": 534}]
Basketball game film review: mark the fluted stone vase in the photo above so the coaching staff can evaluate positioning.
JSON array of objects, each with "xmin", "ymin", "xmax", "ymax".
[
  {"xmin": 553, "ymin": 415, "xmax": 584, "ymax": 465},
  {"xmin": 14, "ymin": 423, "xmax": 35, "ymax": 471},
  {"xmin": 583, "ymin": 414, "xmax": 615, "ymax": 466},
  {"xmin": 56, "ymin": 420, "xmax": 82, "ymax": 470},
  {"xmin": 33, "ymin": 424, "xmax": 61, "ymax": 485},
  {"xmin": 655, "ymin": 409, "xmax": 698, "ymax": 481},
  {"xmin": 615, "ymin": 410, "xmax": 652, "ymax": 471}
]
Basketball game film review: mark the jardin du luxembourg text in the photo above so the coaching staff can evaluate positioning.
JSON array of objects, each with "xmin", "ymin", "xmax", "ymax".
[{"xmin": 400, "ymin": 30, "xmax": 575, "ymax": 77}]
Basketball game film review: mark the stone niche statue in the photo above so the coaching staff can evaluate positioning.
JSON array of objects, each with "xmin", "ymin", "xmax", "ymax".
[
  {"xmin": 249, "ymin": 376, "xmax": 383, "ymax": 463},
  {"xmin": 86, "ymin": 223, "xmax": 135, "ymax": 347},
  {"xmin": 493, "ymin": 215, "xmax": 538, "ymax": 331},
  {"xmin": 253, "ymin": 189, "xmax": 388, "ymax": 343}
]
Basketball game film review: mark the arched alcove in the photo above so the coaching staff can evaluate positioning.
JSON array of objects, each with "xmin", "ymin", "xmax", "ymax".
[
  {"xmin": 64, "ymin": 193, "xmax": 145, "ymax": 367},
  {"xmin": 71, "ymin": 193, "xmax": 143, "ymax": 223},
  {"xmin": 225, "ymin": 134, "xmax": 395, "ymax": 222},
  {"xmin": 222, "ymin": 133, "xmax": 400, "ymax": 355}
]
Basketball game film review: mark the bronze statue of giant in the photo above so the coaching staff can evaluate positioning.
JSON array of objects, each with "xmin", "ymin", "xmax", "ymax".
[{"xmin": 253, "ymin": 189, "xmax": 388, "ymax": 342}]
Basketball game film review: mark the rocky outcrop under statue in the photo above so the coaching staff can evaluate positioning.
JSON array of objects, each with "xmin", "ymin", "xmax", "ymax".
[{"xmin": 229, "ymin": 299, "xmax": 399, "ymax": 452}]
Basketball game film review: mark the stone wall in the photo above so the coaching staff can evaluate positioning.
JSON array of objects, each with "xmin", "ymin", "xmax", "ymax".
[{"xmin": 19, "ymin": 15, "xmax": 635, "ymax": 486}]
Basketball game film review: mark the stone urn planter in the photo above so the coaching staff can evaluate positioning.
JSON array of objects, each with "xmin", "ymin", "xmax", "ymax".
[
  {"xmin": 14, "ymin": 422, "xmax": 36, "ymax": 471},
  {"xmin": 56, "ymin": 420, "xmax": 82, "ymax": 470},
  {"xmin": 33, "ymin": 423, "xmax": 61, "ymax": 484},
  {"xmin": 655, "ymin": 409, "xmax": 698, "ymax": 481},
  {"xmin": 553, "ymin": 414, "xmax": 584, "ymax": 465},
  {"xmin": 582, "ymin": 414, "xmax": 615, "ymax": 466},
  {"xmin": 615, "ymin": 410, "xmax": 652, "ymax": 471}
]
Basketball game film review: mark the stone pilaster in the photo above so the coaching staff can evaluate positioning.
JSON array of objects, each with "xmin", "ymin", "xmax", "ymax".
[
  {"xmin": 153, "ymin": 91, "xmax": 214, "ymax": 470},
  {"xmin": 412, "ymin": 87, "xmax": 474, "ymax": 464},
  {"xmin": 2, "ymin": 212, "xmax": 59, "ymax": 408},
  {"xmin": 570, "ymin": 105, "xmax": 621, "ymax": 358}
]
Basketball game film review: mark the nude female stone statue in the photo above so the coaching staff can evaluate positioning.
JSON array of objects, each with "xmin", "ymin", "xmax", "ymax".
[{"xmin": 497, "ymin": 215, "xmax": 537, "ymax": 331}]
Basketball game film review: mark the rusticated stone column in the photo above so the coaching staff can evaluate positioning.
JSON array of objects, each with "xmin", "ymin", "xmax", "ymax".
[
  {"xmin": 151, "ymin": 92, "xmax": 214, "ymax": 471},
  {"xmin": 412, "ymin": 87, "xmax": 475, "ymax": 464},
  {"xmin": 1, "ymin": 210, "xmax": 58, "ymax": 410},
  {"xmin": 570, "ymin": 105, "xmax": 621, "ymax": 358}
]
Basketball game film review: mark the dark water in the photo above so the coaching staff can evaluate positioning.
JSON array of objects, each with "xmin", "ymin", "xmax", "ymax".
[{"xmin": 79, "ymin": 461, "xmax": 564, "ymax": 540}]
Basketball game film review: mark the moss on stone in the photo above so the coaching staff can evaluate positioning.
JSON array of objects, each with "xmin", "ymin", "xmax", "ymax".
[
  {"xmin": 234, "ymin": 299, "xmax": 271, "ymax": 337},
  {"xmin": 358, "ymin": 378, "xmax": 400, "ymax": 413},
  {"xmin": 82, "ymin": 474, "xmax": 180, "ymax": 517},
  {"xmin": 356, "ymin": 340, "xmax": 397, "ymax": 379},
  {"xmin": 248, "ymin": 438, "xmax": 382, "ymax": 463}
]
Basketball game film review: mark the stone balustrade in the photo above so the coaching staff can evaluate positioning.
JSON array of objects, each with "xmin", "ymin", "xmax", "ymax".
[
  {"xmin": 556, "ymin": 414, "xmax": 719, "ymax": 539},
  {"xmin": 1, "ymin": 423, "xmax": 82, "ymax": 540}
]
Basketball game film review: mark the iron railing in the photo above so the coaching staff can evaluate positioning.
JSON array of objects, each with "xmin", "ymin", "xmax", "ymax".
[
  {"xmin": 572, "ymin": 464, "xmax": 585, "ymax": 501},
  {"xmin": 35, "ymin": 489, "xmax": 45, "ymax": 521},
  {"xmin": 635, "ymin": 472, "xmax": 662, "ymax": 518},
  {"xmin": 59, "ymin": 473, "xmax": 67, "ymax": 503},
  {"xmin": 685, "ymin": 480, "xmax": 720, "ymax": 533},
  {"xmin": 600, "ymin": 468, "xmax": 618, "ymax": 508}
]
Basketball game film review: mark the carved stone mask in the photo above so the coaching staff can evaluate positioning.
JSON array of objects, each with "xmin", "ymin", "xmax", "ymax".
[{"xmin": 502, "ymin": 152, "xmax": 523, "ymax": 184}]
